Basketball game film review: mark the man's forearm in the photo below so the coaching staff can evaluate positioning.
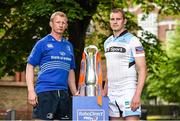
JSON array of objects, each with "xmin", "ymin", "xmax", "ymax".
[
  {"xmin": 68, "ymin": 69, "xmax": 78, "ymax": 95},
  {"xmin": 26, "ymin": 64, "xmax": 35, "ymax": 92},
  {"xmin": 135, "ymin": 67, "xmax": 147, "ymax": 97}
]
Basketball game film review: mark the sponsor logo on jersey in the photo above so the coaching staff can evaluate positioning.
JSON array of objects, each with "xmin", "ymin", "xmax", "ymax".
[
  {"xmin": 47, "ymin": 43, "xmax": 54, "ymax": 48},
  {"xmin": 59, "ymin": 51, "xmax": 66, "ymax": 56},
  {"xmin": 105, "ymin": 46, "xmax": 126, "ymax": 53},
  {"xmin": 51, "ymin": 56, "xmax": 71, "ymax": 61},
  {"xmin": 135, "ymin": 46, "xmax": 144, "ymax": 54},
  {"xmin": 66, "ymin": 45, "xmax": 71, "ymax": 51}
]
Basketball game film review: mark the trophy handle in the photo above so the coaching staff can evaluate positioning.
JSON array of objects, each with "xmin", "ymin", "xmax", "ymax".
[
  {"xmin": 78, "ymin": 52, "xmax": 86, "ymax": 96},
  {"xmin": 84, "ymin": 45, "xmax": 98, "ymax": 54}
]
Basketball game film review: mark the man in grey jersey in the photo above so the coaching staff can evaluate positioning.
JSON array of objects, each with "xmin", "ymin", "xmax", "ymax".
[{"xmin": 103, "ymin": 8, "xmax": 147, "ymax": 121}]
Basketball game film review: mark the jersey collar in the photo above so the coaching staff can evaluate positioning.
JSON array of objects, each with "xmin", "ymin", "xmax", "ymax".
[
  {"xmin": 114, "ymin": 30, "xmax": 128, "ymax": 38},
  {"xmin": 48, "ymin": 34, "xmax": 65, "ymax": 42}
]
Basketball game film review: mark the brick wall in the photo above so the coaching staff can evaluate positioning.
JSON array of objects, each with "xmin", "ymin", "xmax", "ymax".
[{"xmin": 0, "ymin": 82, "xmax": 32, "ymax": 120}]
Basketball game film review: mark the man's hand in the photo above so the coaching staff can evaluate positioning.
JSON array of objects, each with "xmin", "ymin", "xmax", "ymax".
[
  {"xmin": 28, "ymin": 91, "xmax": 38, "ymax": 107},
  {"xmin": 130, "ymin": 94, "xmax": 140, "ymax": 112}
]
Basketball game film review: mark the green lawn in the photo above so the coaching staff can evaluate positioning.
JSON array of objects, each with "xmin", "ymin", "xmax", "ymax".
[{"xmin": 147, "ymin": 115, "xmax": 180, "ymax": 120}]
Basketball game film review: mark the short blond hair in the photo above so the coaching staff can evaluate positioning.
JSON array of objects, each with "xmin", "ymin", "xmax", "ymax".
[
  {"xmin": 50, "ymin": 11, "xmax": 68, "ymax": 22},
  {"xmin": 111, "ymin": 8, "xmax": 125, "ymax": 19}
]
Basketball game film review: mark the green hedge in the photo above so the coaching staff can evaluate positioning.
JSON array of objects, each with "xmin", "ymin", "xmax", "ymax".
[{"xmin": 142, "ymin": 105, "xmax": 180, "ymax": 115}]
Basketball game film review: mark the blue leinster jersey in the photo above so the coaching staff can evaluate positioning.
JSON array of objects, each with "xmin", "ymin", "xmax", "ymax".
[
  {"xmin": 27, "ymin": 34, "xmax": 75, "ymax": 93},
  {"xmin": 104, "ymin": 30, "xmax": 145, "ymax": 93}
]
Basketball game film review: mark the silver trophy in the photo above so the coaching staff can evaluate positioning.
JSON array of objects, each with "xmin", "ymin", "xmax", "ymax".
[{"xmin": 79, "ymin": 45, "xmax": 101, "ymax": 96}]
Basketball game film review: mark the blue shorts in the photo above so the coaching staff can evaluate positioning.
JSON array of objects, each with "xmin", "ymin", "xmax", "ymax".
[{"xmin": 32, "ymin": 90, "xmax": 70, "ymax": 120}]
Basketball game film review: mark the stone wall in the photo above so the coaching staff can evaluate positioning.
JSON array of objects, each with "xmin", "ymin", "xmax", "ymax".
[{"xmin": 0, "ymin": 82, "xmax": 32, "ymax": 120}]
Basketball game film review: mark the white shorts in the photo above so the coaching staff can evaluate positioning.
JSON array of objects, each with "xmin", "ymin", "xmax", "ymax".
[{"xmin": 108, "ymin": 89, "xmax": 141, "ymax": 117}]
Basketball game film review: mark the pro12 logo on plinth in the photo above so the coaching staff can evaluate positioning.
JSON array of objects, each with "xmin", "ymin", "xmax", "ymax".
[
  {"xmin": 77, "ymin": 109, "xmax": 105, "ymax": 121},
  {"xmin": 72, "ymin": 96, "xmax": 109, "ymax": 121}
]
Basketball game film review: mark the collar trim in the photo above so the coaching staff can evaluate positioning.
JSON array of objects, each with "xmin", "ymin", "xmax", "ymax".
[{"xmin": 115, "ymin": 30, "xmax": 128, "ymax": 38}]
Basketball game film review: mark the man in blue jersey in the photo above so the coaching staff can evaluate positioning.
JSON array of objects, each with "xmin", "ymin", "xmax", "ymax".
[
  {"xmin": 103, "ymin": 8, "xmax": 147, "ymax": 120},
  {"xmin": 26, "ymin": 11, "xmax": 78, "ymax": 120}
]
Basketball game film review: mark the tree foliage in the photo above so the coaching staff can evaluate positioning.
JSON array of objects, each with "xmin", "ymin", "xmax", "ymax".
[
  {"xmin": 0, "ymin": 0, "xmax": 100, "ymax": 77},
  {"xmin": 0, "ymin": 0, "xmax": 179, "ymax": 102},
  {"xmin": 147, "ymin": 23, "xmax": 180, "ymax": 103}
]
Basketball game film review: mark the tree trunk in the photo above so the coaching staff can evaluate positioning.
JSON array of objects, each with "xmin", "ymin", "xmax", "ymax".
[{"xmin": 68, "ymin": 18, "xmax": 91, "ymax": 85}]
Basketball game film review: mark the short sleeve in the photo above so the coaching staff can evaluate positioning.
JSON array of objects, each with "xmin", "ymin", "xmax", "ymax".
[
  {"xmin": 27, "ymin": 41, "xmax": 43, "ymax": 67},
  {"xmin": 130, "ymin": 36, "xmax": 145, "ymax": 57}
]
